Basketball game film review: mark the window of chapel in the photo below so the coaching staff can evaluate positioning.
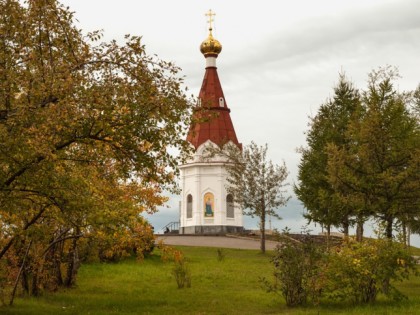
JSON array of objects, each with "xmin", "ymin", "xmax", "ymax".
[
  {"xmin": 187, "ymin": 194, "xmax": 193, "ymax": 218},
  {"xmin": 226, "ymin": 194, "xmax": 234, "ymax": 218}
]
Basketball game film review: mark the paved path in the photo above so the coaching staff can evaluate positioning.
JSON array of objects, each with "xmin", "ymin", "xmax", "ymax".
[{"xmin": 156, "ymin": 235, "xmax": 279, "ymax": 250}]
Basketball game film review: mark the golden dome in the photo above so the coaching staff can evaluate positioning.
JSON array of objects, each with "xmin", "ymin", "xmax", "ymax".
[{"xmin": 200, "ymin": 29, "xmax": 222, "ymax": 57}]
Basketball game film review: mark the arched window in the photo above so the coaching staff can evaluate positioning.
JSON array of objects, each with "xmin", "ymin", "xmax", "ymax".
[
  {"xmin": 187, "ymin": 194, "xmax": 193, "ymax": 218},
  {"xmin": 226, "ymin": 194, "xmax": 234, "ymax": 218}
]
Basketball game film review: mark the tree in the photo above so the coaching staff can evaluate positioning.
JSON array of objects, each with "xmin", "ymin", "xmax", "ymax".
[
  {"xmin": 327, "ymin": 67, "xmax": 420, "ymax": 240},
  {"xmin": 295, "ymin": 74, "xmax": 361, "ymax": 238},
  {"xmin": 0, "ymin": 0, "xmax": 192, "ymax": 296},
  {"xmin": 212, "ymin": 142, "xmax": 289, "ymax": 253}
]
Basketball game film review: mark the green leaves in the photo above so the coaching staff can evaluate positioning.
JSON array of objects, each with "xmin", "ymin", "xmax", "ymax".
[
  {"xmin": 327, "ymin": 68, "xmax": 419, "ymax": 239},
  {"xmin": 224, "ymin": 142, "xmax": 289, "ymax": 219},
  {"xmin": 0, "ymin": 0, "xmax": 192, "ymax": 295},
  {"xmin": 212, "ymin": 141, "xmax": 289, "ymax": 252},
  {"xmin": 296, "ymin": 67, "xmax": 420, "ymax": 240},
  {"xmin": 295, "ymin": 74, "xmax": 361, "ymax": 235}
]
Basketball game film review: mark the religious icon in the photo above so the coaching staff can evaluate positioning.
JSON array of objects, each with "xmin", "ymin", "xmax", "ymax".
[{"xmin": 204, "ymin": 192, "xmax": 214, "ymax": 217}]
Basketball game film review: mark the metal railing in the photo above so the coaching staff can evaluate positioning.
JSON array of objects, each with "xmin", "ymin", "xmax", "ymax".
[{"xmin": 161, "ymin": 221, "xmax": 179, "ymax": 234}]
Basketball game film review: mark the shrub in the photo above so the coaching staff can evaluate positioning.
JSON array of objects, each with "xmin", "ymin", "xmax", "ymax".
[
  {"xmin": 325, "ymin": 238, "xmax": 417, "ymax": 303},
  {"xmin": 172, "ymin": 250, "xmax": 191, "ymax": 289},
  {"xmin": 217, "ymin": 248, "xmax": 225, "ymax": 262},
  {"xmin": 266, "ymin": 232, "xmax": 418, "ymax": 307},
  {"xmin": 78, "ymin": 220, "xmax": 155, "ymax": 263},
  {"xmin": 265, "ymin": 233, "xmax": 326, "ymax": 307}
]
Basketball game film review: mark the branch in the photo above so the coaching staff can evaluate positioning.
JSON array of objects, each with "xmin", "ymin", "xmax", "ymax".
[
  {"xmin": 9, "ymin": 240, "xmax": 33, "ymax": 306},
  {"xmin": 42, "ymin": 230, "xmax": 82, "ymax": 257},
  {"xmin": 1, "ymin": 137, "xmax": 77, "ymax": 189}
]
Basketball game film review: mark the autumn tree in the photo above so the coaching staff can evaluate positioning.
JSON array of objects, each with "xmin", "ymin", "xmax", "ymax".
[
  {"xmin": 295, "ymin": 74, "xmax": 361, "ymax": 238},
  {"xmin": 327, "ymin": 67, "xmax": 420, "ymax": 241},
  {"xmin": 0, "ymin": 0, "xmax": 192, "ymax": 298},
  {"xmin": 210, "ymin": 142, "xmax": 289, "ymax": 253}
]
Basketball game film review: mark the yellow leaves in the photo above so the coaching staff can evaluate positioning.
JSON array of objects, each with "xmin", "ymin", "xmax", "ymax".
[
  {"xmin": 139, "ymin": 140, "xmax": 152, "ymax": 152},
  {"xmin": 1, "ymin": 0, "xmax": 191, "ymax": 285},
  {"xmin": 156, "ymin": 241, "xmax": 185, "ymax": 263},
  {"xmin": 173, "ymin": 249, "xmax": 184, "ymax": 264}
]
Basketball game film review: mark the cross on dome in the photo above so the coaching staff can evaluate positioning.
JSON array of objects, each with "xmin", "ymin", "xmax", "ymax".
[
  {"xmin": 188, "ymin": 10, "xmax": 241, "ymax": 150},
  {"xmin": 205, "ymin": 9, "xmax": 215, "ymax": 32},
  {"xmin": 200, "ymin": 9, "xmax": 222, "ymax": 57}
]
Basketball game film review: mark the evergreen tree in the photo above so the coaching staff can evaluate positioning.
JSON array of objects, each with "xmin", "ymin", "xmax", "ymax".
[
  {"xmin": 327, "ymin": 67, "xmax": 420, "ymax": 240},
  {"xmin": 295, "ymin": 74, "xmax": 361, "ymax": 237}
]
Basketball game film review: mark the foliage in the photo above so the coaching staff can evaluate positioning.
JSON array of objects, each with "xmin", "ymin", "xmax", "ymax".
[
  {"xmin": 154, "ymin": 242, "xmax": 192, "ymax": 288},
  {"xmin": 296, "ymin": 67, "xmax": 420, "ymax": 241},
  {"xmin": 266, "ymin": 233, "xmax": 418, "ymax": 307},
  {"xmin": 325, "ymin": 238, "xmax": 417, "ymax": 303},
  {"xmin": 79, "ymin": 217, "xmax": 155, "ymax": 263},
  {"xmin": 206, "ymin": 141, "xmax": 289, "ymax": 253},
  {"xmin": 171, "ymin": 250, "xmax": 191, "ymax": 289},
  {"xmin": 327, "ymin": 67, "xmax": 420, "ymax": 240},
  {"xmin": 295, "ymin": 74, "xmax": 361, "ymax": 237},
  {"xmin": 264, "ymin": 231, "xmax": 326, "ymax": 307},
  {"xmin": 0, "ymin": 0, "xmax": 192, "ymax": 301}
]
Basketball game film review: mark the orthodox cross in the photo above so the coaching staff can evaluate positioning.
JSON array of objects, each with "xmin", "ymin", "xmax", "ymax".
[{"xmin": 205, "ymin": 9, "xmax": 216, "ymax": 31}]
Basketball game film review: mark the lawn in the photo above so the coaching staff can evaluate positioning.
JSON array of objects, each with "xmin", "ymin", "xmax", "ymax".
[{"xmin": 1, "ymin": 246, "xmax": 419, "ymax": 315}]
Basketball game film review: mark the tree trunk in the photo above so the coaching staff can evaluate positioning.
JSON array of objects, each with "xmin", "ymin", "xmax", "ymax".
[
  {"xmin": 10, "ymin": 240, "xmax": 32, "ymax": 305},
  {"xmin": 64, "ymin": 231, "xmax": 80, "ymax": 287},
  {"xmin": 54, "ymin": 246, "xmax": 64, "ymax": 287},
  {"xmin": 326, "ymin": 224, "xmax": 331, "ymax": 248},
  {"xmin": 407, "ymin": 225, "xmax": 411, "ymax": 248},
  {"xmin": 260, "ymin": 212, "xmax": 266, "ymax": 254},
  {"xmin": 21, "ymin": 269, "xmax": 30, "ymax": 294},
  {"xmin": 402, "ymin": 221, "xmax": 407, "ymax": 248},
  {"xmin": 356, "ymin": 220, "xmax": 364, "ymax": 242},
  {"xmin": 342, "ymin": 217, "xmax": 349, "ymax": 238},
  {"xmin": 31, "ymin": 269, "xmax": 40, "ymax": 296},
  {"xmin": 385, "ymin": 217, "xmax": 393, "ymax": 240}
]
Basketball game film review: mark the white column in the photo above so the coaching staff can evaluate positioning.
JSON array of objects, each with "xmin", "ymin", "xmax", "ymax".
[{"xmin": 205, "ymin": 57, "xmax": 217, "ymax": 68}]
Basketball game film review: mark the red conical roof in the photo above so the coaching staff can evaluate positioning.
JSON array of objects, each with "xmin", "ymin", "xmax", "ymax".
[{"xmin": 187, "ymin": 61, "xmax": 241, "ymax": 150}]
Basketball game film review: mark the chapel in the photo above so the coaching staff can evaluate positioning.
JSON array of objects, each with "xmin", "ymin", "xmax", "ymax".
[{"xmin": 179, "ymin": 10, "xmax": 244, "ymax": 234}]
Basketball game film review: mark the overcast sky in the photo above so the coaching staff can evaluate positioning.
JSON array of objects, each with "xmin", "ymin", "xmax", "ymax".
[{"xmin": 61, "ymin": 0, "xmax": 420, "ymax": 243}]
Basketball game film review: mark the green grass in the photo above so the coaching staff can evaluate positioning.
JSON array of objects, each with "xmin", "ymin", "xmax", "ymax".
[
  {"xmin": 410, "ymin": 246, "xmax": 420, "ymax": 256},
  {"xmin": 1, "ymin": 246, "xmax": 420, "ymax": 315}
]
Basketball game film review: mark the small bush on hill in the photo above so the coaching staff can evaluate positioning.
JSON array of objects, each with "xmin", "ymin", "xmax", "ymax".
[
  {"xmin": 266, "ymin": 234, "xmax": 417, "ymax": 307},
  {"xmin": 263, "ymin": 232, "xmax": 326, "ymax": 306},
  {"xmin": 325, "ymin": 238, "xmax": 417, "ymax": 303}
]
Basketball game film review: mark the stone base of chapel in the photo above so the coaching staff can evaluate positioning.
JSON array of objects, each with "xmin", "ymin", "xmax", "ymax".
[{"xmin": 180, "ymin": 225, "xmax": 244, "ymax": 235}]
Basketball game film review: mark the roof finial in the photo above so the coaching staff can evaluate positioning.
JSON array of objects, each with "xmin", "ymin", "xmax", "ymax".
[
  {"xmin": 205, "ymin": 9, "xmax": 216, "ymax": 33},
  {"xmin": 200, "ymin": 9, "xmax": 222, "ymax": 57}
]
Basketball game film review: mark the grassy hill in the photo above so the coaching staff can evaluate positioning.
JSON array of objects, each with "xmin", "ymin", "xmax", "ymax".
[{"xmin": 1, "ymin": 246, "xmax": 419, "ymax": 315}]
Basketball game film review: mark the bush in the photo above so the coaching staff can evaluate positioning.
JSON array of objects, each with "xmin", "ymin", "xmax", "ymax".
[
  {"xmin": 78, "ymin": 220, "xmax": 155, "ymax": 263},
  {"xmin": 264, "ymin": 234, "xmax": 417, "ymax": 306},
  {"xmin": 216, "ymin": 248, "xmax": 225, "ymax": 262},
  {"xmin": 172, "ymin": 250, "xmax": 191, "ymax": 289},
  {"xmin": 265, "ymin": 233, "xmax": 325, "ymax": 307},
  {"xmin": 266, "ymin": 234, "xmax": 417, "ymax": 307},
  {"xmin": 325, "ymin": 238, "xmax": 417, "ymax": 303}
]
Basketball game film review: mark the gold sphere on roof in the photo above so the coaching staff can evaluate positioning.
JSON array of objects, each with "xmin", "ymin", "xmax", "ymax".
[
  {"xmin": 201, "ymin": 10, "xmax": 222, "ymax": 57},
  {"xmin": 200, "ymin": 30, "xmax": 222, "ymax": 57}
]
